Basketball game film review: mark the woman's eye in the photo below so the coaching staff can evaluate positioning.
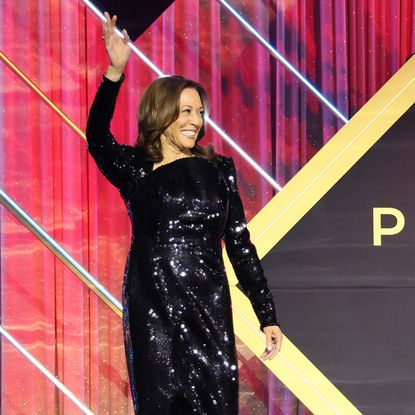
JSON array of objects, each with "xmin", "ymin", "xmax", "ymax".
[{"xmin": 182, "ymin": 109, "xmax": 204, "ymax": 116}]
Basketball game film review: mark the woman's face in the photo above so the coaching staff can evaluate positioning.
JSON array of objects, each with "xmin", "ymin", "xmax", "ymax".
[{"xmin": 161, "ymin": 87, "xmax": 205, "ymax": 151}]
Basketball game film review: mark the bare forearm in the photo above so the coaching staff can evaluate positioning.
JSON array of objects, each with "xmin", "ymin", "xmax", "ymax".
[{"xmin": 103, "ymin": 64, "xmax": 124, "ymax": 82}]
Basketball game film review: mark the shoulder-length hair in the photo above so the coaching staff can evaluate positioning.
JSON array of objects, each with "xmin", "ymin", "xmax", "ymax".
[{"xmin": 135, "ymin": 75, "xmax": 216, "ymax": 161}]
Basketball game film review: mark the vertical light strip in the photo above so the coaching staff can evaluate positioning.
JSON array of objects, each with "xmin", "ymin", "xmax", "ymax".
[
  {"xmin": 0, "ymin": 326, "xmax": 95, "ymax": 415},
  {"xmin": 79, "ymin": 1, "xmax": 282, "ymax": 190},
  {"xmin": 217, "ymin": 0, "xmax": 349, "ymax": 124}
]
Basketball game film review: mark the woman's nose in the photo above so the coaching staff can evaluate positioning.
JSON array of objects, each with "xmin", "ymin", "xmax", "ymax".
[{"xmin": 190, "ymin": 112, "xmax": 201, "ymax": 127}]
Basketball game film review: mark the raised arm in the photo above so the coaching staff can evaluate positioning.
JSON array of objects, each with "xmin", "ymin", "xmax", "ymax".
[
  {"xmin": 86, "ymin": 72, "xmax": 137, "ymax": 191},
  {"xmin": 86, "ymin": 11, "xmax": 136, "ymax": 192}
]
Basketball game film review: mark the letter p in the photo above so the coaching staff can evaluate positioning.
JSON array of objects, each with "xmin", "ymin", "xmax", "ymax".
[{"xmin": 373, "ymin": 207, "xmax": 405, "ymax": 246}]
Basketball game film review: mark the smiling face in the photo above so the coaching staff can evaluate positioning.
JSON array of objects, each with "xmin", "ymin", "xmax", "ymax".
[{"xmin": 160, "ymin": 87, "xmax": 205, "ymax": 153}]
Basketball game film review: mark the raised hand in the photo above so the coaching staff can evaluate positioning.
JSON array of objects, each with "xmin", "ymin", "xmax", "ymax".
[{"xmin": 102, "ymin": 11, "xmax": 131, "ymax": 74}]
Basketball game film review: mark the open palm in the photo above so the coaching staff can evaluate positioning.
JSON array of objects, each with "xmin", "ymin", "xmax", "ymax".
[{"xmin": 102, "ymin": 11, "xmax": 131, "ymax": 71}]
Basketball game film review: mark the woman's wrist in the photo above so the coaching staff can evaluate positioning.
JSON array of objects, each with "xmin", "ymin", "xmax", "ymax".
[{"xmin": 103, "ymin": 65, "xmax": 124, "ymax": 81}]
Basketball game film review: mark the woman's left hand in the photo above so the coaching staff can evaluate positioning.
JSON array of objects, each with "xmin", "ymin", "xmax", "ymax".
[{"xmin": 260, "ymin": 325, "xmax": 283, "ymax": 360}]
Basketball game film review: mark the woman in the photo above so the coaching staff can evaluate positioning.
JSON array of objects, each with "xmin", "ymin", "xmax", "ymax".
[{"xmin": 86, "ymin": 11, "xmax": 283, "ymax": 415}]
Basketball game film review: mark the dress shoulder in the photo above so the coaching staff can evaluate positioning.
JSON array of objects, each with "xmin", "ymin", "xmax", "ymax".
[
  {"xmin": 211, "ymin": 153, "xmax": 234, "ymax": 174},
  {"xmin": 210, "ymin": 154, "xmax": 237, "ymax": 192},
  {"xmin": 212, "ymin": 153, "xmax": 232, "ymax": 165}
]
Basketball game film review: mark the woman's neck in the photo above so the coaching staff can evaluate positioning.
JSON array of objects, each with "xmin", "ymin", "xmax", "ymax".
[{"xmin": 159, "ymin": 148, "xmax": 193, "ymax": 163}]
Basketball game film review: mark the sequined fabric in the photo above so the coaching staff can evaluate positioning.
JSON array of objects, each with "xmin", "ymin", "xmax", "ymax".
[{"xmin": 86, "ymin": 73, "xmax": 279, "ymax": 415}]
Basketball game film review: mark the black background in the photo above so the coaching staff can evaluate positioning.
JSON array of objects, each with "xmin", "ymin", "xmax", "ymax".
[{"xmin": 93, "ymin": 0, "xmax": 174, "ymax": 41}]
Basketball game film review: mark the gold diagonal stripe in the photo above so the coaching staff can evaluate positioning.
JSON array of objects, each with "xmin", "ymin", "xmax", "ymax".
[
  {"xmin": 0, "ymin": 50, "xmax": 86, "ymax": 140},
  {"xmin": 225, "ymin": 55, "xmax": 415, "ymax": 413}
]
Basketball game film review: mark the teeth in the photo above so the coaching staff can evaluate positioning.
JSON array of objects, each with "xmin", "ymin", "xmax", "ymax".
[{"xmin": 182, "ymin": 131, "xmax": 196, "ymax": 137}]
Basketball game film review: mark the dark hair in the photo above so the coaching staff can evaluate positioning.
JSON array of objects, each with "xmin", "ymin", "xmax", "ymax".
[{"xmin": 135, "ymin": 75, "xmax": 216, "ymax": 161}]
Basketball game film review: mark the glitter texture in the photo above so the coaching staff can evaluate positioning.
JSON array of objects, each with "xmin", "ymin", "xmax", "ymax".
[{"xmin": 86, "ymin": 73, "xmax": 279, "ymax": 414}]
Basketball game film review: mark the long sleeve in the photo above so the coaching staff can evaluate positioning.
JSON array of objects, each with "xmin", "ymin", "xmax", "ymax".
[
  {"xmin": 222, "ymin": 156, "xmax": 280, "ymax": 332},
  {"xmin": 86, "ymin": 72, "xmax": 138, "ymax": 193}
]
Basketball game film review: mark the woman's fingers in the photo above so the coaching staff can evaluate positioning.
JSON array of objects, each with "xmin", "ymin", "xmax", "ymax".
[
  {"xmin": 100, "ymin": 11, "xmax": 131, "ymax": 70},
  {"xmin": 262, "ymin": 345, "xmax": 276, "ymax": 360},
  {"xmin": 111, "ymin": 14, "xmax": 117, "ymax": 27},
  {"xmin": 122, "ymin": 28, "xmax": 131, "ymax": 43},
  {"xmin": 102, "ymin": 11, "xmax": 117, "ymax": 38},
  {"xmin": 267, "ymin": 349, "xmax": 278, "ymax": 360},
  {"xmin": 260, "ymin": 326, "xmax": 283, "ymax": 360},
  {"xmin": 260, "ymin": 342, "xmax": 274, "ymax": 360},
  {"xmin": 102, "ymin": 13, "xmax": 131, "ymax": 46},
  {"xmin": 102, "ymin": 12, "xmax": 110, "ymax": 39}
]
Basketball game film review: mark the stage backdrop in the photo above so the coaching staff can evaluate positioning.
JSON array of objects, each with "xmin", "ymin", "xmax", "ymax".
[
  {"xmin": 261, "ymin": 67, "xmax": 415, "ymax": 414},
  {"xmin": 1, "ymin": 0, "xmax": 415, "ymax": 413}
]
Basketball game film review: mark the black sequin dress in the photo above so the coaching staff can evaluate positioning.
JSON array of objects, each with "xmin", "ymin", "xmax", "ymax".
[{"xmin": 86, "ymin": 73, "xmax": 279, "ymax": 415}]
